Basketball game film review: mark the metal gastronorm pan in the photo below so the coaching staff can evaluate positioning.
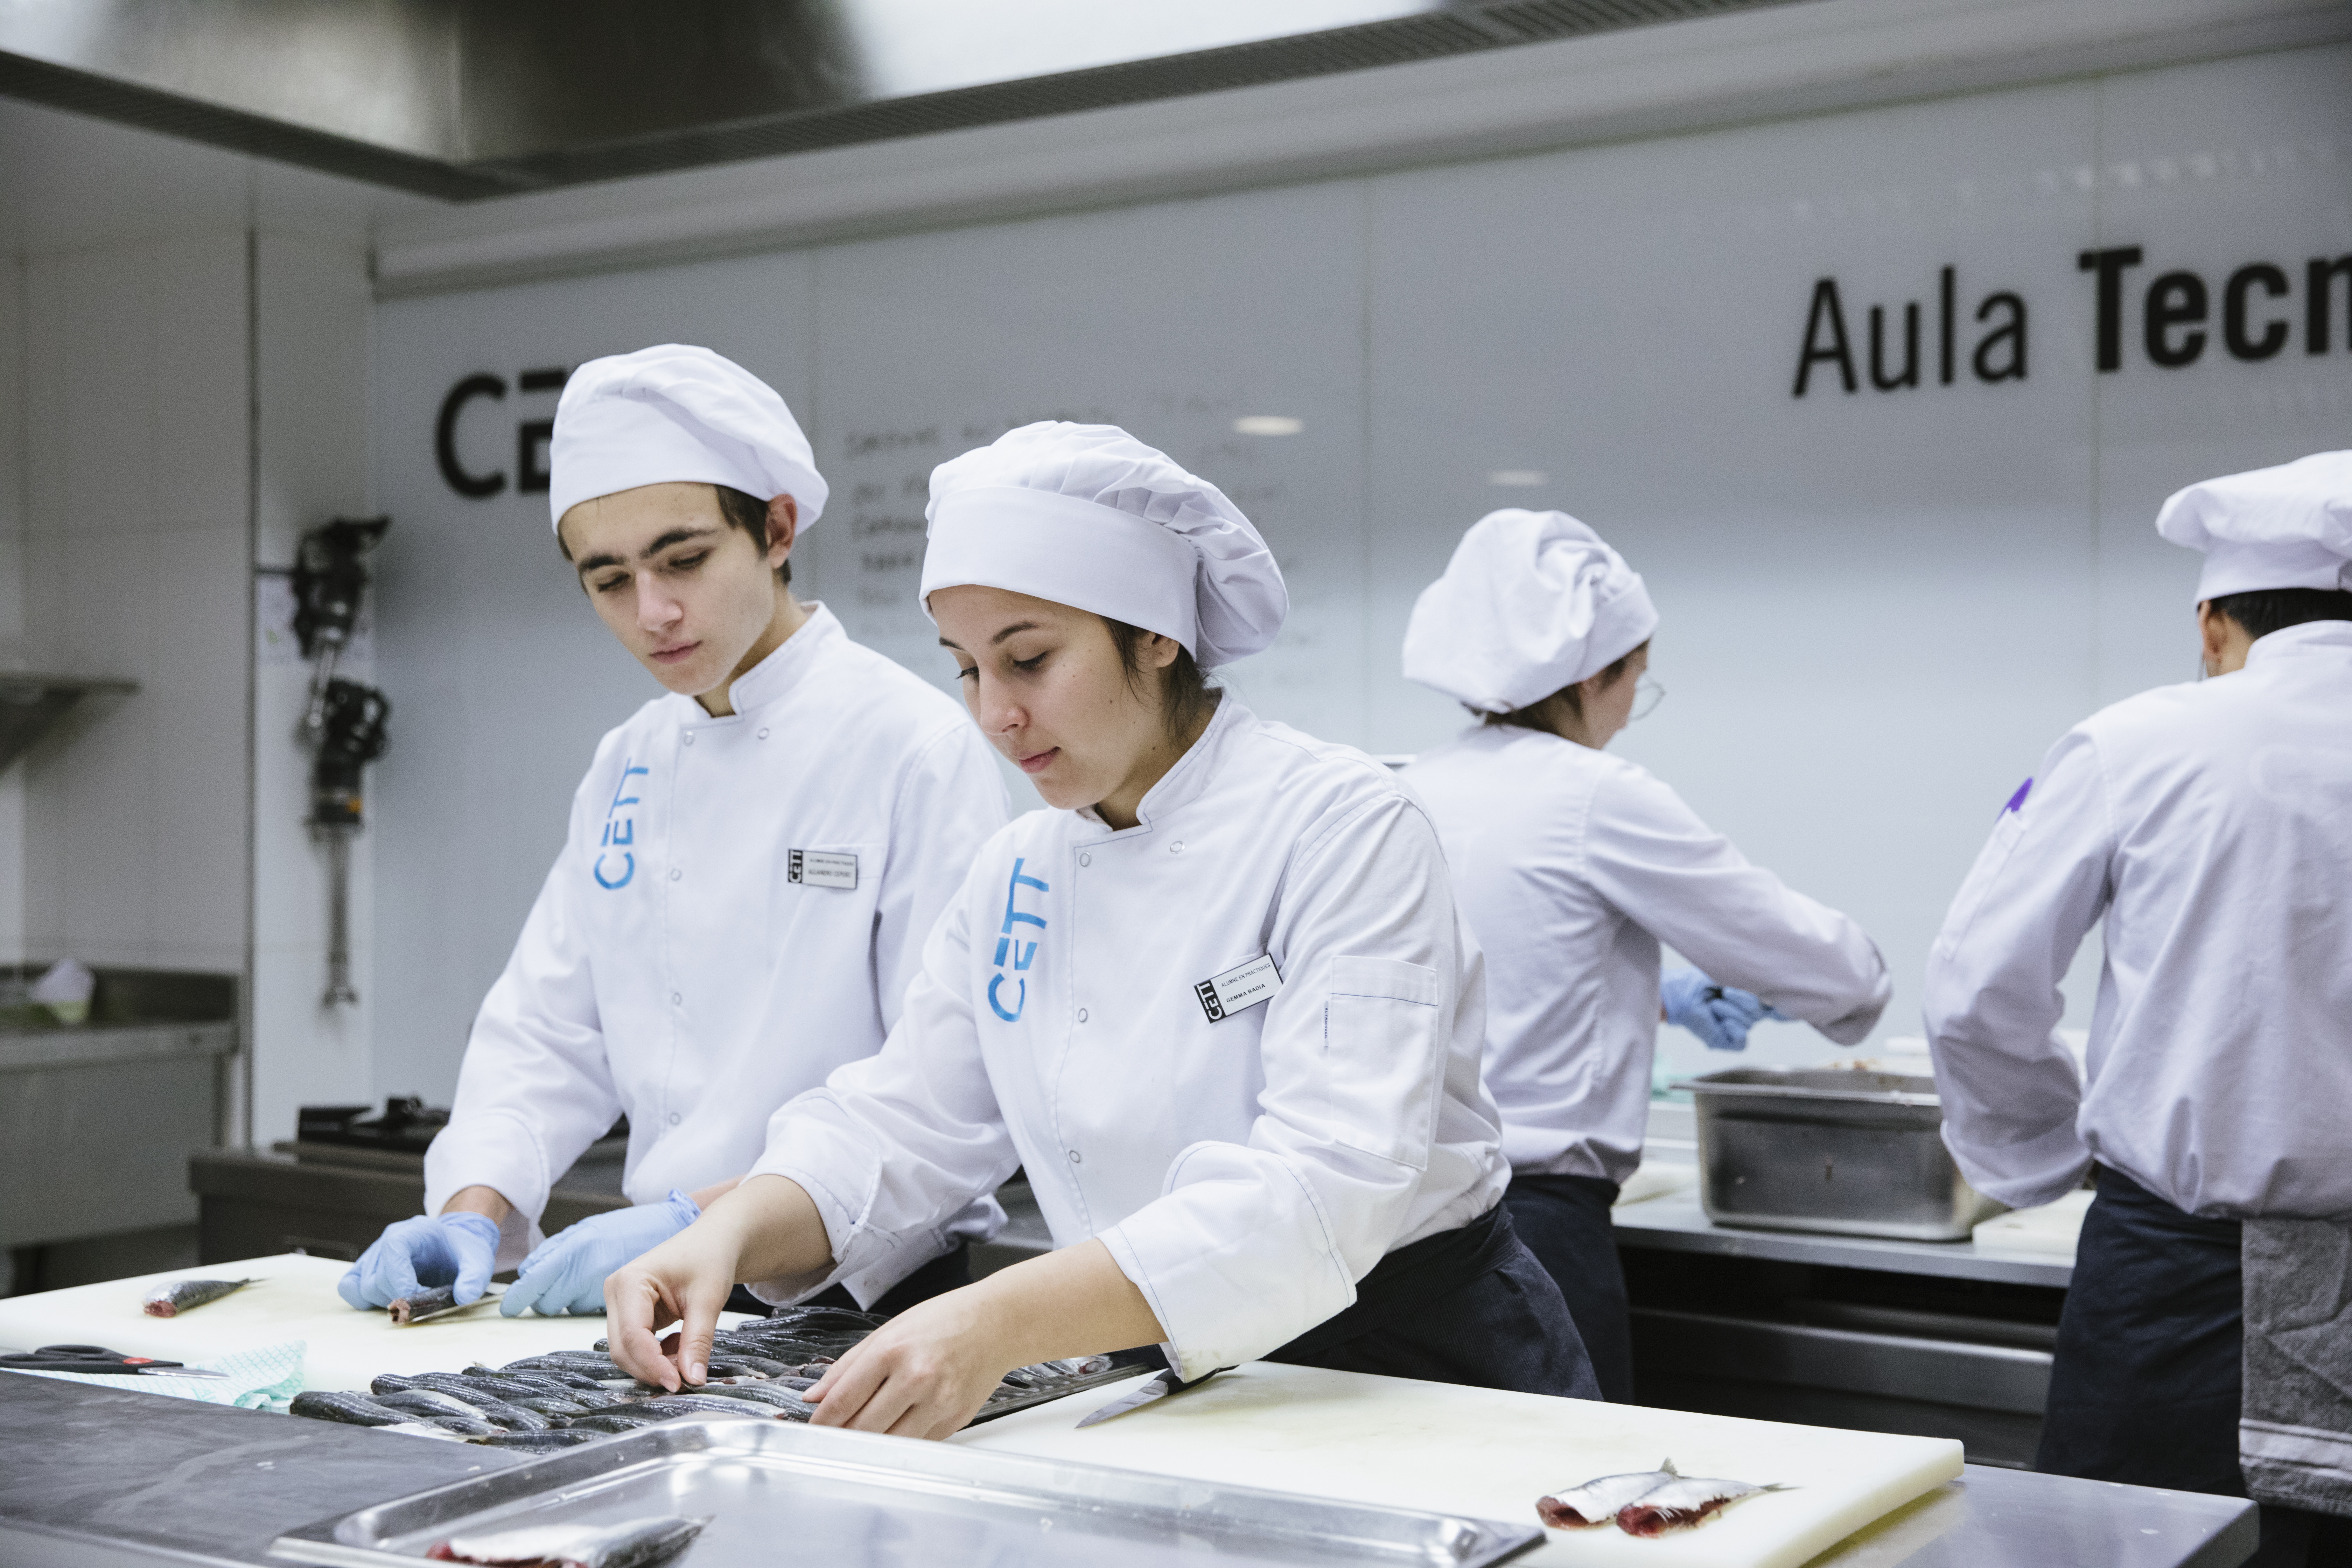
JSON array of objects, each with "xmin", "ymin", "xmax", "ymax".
[
  {"xmin": 1674, "ymin": 1068, "xmax": 2007, "ymax": 1241},
  {"xmin": 268, "ymin": 1414, "xmax": 1542, "ymax": 1568}
]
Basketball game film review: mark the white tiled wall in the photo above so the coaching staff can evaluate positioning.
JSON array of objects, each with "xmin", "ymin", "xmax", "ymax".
[
  {"xmin": 0, "ymin": 255, "xmax": 23, "ymax": 957},
  {"xmin": 250, "ymin": 232, "xmax": 378, "ymax": 1145},
  {"xmin": 19, "ymin": 234, "xmax": 251, "ymax": 973}
]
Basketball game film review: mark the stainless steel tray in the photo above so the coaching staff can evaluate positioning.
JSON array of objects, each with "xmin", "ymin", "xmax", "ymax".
[
  {"xmin": 268, "ymin": 1414, "xmax": 1541, "ymax": 1568},
  {"xmin": 1674, "ymin": 1068, "xmax": 2007, "ymax": 1241}
]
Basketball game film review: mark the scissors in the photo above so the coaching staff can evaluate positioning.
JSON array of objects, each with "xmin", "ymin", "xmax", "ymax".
[{"xmin": 0, "ymin": 1344, "xmax": 230, "ymax": 1378}]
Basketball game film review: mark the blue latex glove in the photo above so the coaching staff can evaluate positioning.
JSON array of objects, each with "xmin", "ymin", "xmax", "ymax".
[
  {"xmin": 498, "ymin": 1189, "xmax": 702, "ymax": 1317},
  {"xmin": 1660, "ymin": 968, "xmax": 1784, "ymax": 1053},
  {"xmin": 337, "ymin": 1210, "xmax": 502, "ymax": 1310}
]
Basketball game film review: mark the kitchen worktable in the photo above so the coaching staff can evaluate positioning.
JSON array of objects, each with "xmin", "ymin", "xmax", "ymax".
[{"xmin": 0, "ymin": 1373, "xmax": 2258, "ymax": 1567}]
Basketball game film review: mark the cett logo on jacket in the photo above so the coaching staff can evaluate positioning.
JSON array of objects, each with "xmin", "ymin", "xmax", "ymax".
[
  {"xmin": 989, "ymin": 858, "xmax": 1049, "ymax": 1021},
  {"xmin": 594, "ymin": 760, "xmax": 649, "ymax": 890}
]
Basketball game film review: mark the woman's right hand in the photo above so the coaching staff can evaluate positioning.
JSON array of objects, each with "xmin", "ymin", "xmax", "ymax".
[
  {"xmin": 604, "ymin": 1174, "xmax": 838, "ymax": 1390},
  {"xmin": 603, "ymin": 1213, "xmax": 741, "ymax": 1391}
]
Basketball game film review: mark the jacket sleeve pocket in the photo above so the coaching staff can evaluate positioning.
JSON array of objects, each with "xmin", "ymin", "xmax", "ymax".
[{"xmin": 1319, "ymin": 955, "xmax": 1444, "ymax": 1171}]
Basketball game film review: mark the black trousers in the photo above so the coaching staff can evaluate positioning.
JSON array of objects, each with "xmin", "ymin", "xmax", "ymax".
[
  {"xmin": 1503, "ymin": 1172, "xmax": 1633, "ymax": 1403},
  {"xmin": 1266, "ymin": 1202, "xmax": 1602, "ymax": 1400},
  {"xmin": 724, "ymin": 1239, "xmax": 973, "ymax": 1319},
  {"xmin": 2040, "ymin": 1166, "xmax": 2348, "ymax": 1568}
]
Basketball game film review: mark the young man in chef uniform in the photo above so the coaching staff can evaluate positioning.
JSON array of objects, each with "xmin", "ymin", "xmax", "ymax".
[
  {"xmin": 1925, "ymin": 451, "xmax": 2352, "ymax": 1566},
  {"xmin": 1401, "ymin": 510, "xmax": 1891, "ymax": 1401},
  {"xmin": 604, "ymin": 421, "xmax": 1599, "ymax": 1430},
  {"xmin": 338, "ymin": 345, "xmax": 1006, "ymax": 1317}
]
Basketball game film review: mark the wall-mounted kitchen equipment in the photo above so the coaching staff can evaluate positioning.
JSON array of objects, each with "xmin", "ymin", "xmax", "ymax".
[
  {"xmin": 289, "ymin": 517, "xmax": 393, "ymax": 1007},
  {"xmin": 1676, "ymin": 1068, "xmax": 2006, "ymax": 1242},
  {"xmin": 0, "ymin": 674, "xmax": 137, "ymax": 775}
]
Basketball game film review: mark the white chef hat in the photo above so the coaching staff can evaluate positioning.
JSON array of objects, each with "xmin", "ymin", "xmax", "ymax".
[
  {"xmin": 920, "ymin": 422, "xmax": 1287, "ymax": 668},
  {"xmin": 548, "ymin": 344, "xmax": 828, "ymax": 532},
  {"xmin": 2155, "ymin": 450, "xmax": 2352, "ymax": 602},
  {"xmin": 1402, "ymin": 510, "xmax": 1658, "ymax": 714}
]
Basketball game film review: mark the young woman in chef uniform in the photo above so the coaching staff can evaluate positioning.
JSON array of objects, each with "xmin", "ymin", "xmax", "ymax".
[
  {"xmin": 1400, "ymin": 511, "xmax": 1892, "ymax": 1403},
  {"xmin": 1926, "ymin": 453, "xmax": 2352, "ymax": 1566},
  {"xmin": 607, "ymin": 422, "xmax": 1600, "ymax": 1432}
]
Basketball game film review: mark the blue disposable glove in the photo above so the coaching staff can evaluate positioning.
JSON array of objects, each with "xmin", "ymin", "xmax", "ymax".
[
  {"xmin": 337, "ymin": 1210, "xmax": 502, "ymax": 1310},
  {"xmin": 1660, "ymin": 968, "xmax": 1784, "ymax": 1053},
  {"xmin": 498, "ymin": 1189, "xmax": 702, "ymax": 1317}
]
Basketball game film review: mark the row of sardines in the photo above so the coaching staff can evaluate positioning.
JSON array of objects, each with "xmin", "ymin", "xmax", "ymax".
[{"xmin": 286, "ymin": 1305, "xmax": 1127, "ymax": 1452}]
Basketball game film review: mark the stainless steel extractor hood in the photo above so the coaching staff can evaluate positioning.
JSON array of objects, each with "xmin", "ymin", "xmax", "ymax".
[{"xmin": 0, "ymin": 0, "xmax": 1805, "ymax": 200}]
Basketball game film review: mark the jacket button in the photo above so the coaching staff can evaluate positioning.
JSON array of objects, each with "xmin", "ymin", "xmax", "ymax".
[
  {"xmin": 1078, "ymin": 852, "xmax": 1092, "ymax": 867},
  {"xmin": 757, "ymin": 728, "xmax": 769, "ymax": 740},
  {"xmin": 683, "ymin": 733, "xmax": 695, "ymax": 746},
  {"xmin": 1068, "ymin": 1149, "xmax": 1082, "ymax": 1164},
  {"xmin": 671, "ymin": 991, "xmax": 682, "ymax": 1005},
  {"xmin": 668, "ymin": 1113, "xmax": 681, "ymax": 1126},
  {"xmin": 669, "ymin": 868, "xmax": 681, "ymax": 881},
  {"xmin": 1170, "ymin": 840, "xmax": 1184, "ymax": 854},
  {"xmin": 1077, "ymin": 1008, "xmax": 1089, "ymax": 1023}
]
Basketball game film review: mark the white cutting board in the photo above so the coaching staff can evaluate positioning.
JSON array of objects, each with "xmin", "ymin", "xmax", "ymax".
[
  {"xmin": 959, "ymin": 1363, "xmax": 1961, "ymax": 1568},
  {"xmin": 1971, "ymin": 1189, "xmax": 2091, "ymax": 1260},
  {"xmin": 0, "ymin": 1253, "xmax": 750, "ymax": 1393}
]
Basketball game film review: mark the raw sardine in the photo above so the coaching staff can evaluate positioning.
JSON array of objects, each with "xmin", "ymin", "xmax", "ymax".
[
  {"xmin": 389, "ymin": 1288, "xmax": 462, "ymax": 1325},
  {"xmin": 141, "ymin": 1277, "xmax": 255, "ymax": 1317},
  {"xmin": 425, "ymin": 1514, "xmax": 708, "ymax": 1568},
  {"xmin": 1615, "ymin": 1476, "xmax": 1788, "ymax": 1537},
  {"xmin": 683, "ymin": 1382, "xmax": 813, "ymax": 1418},
  {"xmin": 371, "ymin": 1388, "xmax": 485, "ymax": 1421},
  {"xmin": 1537, "ymin": 1461, "xmax": 1680, "ymax": 1528},
  {"xmin": 469, "ymin": 1429, "xmax": 606, "ymax": 1453},
  {"xmin": 289, "ymin": 1391, "xmax": 421, "ymax": 1428},
  {"xmin": 564, "ymin": 1413, "xmax": 666, "ymax": 1434}
]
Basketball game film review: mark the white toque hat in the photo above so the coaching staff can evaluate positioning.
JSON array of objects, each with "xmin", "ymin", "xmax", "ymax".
[
  {"xmin": 548, "ymin": 344, "xmax": 827, "ymax": 532},
  {"xmin": 2156, "ymin": 450, "xmax": 2352, "ymax": 602},
  {"xmin": 1402, "ymin": 509, "xmax": 1658, "ymax": 714},
  {"xmin": 920, "ymin": 422, "xmax": 1287, "ymax": 668}
]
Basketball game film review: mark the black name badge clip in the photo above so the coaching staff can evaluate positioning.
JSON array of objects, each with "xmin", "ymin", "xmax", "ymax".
[
  {"xmin": 788, "ymin": 849, "xmax": 859, "ymax": 890},
  {"xmin": 1195, "ymin": 954, "xmax": 1281, "ymax": 1023}
]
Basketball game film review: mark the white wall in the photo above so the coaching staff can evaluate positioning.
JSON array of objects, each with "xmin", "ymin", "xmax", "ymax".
[
  {"xmin": 369, "ymin": 42, "xmax": 2352, "ymax": 1100},
  {"xmin": 0, "ymin": 96, "xmax": 420, "ymax": 1145},
  {"xmin": 18, "ymin": 232, "xmax": 252, "ymax": 976}
]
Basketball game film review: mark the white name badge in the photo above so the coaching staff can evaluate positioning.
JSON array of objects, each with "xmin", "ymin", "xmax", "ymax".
[
  {"xmin": 1195, "ymin": 954, "xmax": 1281, "ymax": 1022},
  {"xmin": 789, "ymin": 849, "xmax": 859, "ymax": 890}
]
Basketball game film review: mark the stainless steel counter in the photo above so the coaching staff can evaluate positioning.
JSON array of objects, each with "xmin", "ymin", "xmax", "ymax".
[
  {"xmin": 1613, "ymin": 1194, "xmax": 2072, "ymax": 1288},
  {"xmin": 0, "ymin": 1374, "xmax": 2256, "ymax": 1567}
]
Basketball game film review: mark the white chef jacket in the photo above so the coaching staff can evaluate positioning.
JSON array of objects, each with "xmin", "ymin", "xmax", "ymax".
[
  {"xmin": 1924, "ymin": 620, "xmax": 2352, "ymax": 1220},
  {"xmin": 424, "ymin": 606, "xmax": 1009, "ymax": 1266},
  {"xmin": 1405, "ymin": 724, "xmax": 1892, "ymax": 1184},
  {"xmin": 747, "ymin": 695, "xmax": 1511, "ymax": 1380}
]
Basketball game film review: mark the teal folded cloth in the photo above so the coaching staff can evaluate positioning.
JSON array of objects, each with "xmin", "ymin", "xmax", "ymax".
[{"xmin": 7, "ymin": 1340, "xmax": 307, "ymax": 1412}]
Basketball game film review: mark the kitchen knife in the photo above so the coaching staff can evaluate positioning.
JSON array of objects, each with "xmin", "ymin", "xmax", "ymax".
[{"xmin": 1075, "ymin": 1365, "xmax": 1233, "ymax": 1428}]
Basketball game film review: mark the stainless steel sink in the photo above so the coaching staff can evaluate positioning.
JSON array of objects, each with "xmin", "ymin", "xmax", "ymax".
[{"xmin": 1674, "ymin": 1067, "xmax": 2006, "ymax": 1242}]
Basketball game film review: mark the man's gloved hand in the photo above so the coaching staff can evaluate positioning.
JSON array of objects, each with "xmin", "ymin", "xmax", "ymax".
[
  {"xmin": 499, "ymin": 1190, "xmax": 702, "ymax": 1318},
  {"xmin": 337, "ymin": 1211, "xmax": 502, "ymax": 1310},
  {"xmin": 1660, "ymin": 968, "xmax": 1785, "ymax": 1053}
]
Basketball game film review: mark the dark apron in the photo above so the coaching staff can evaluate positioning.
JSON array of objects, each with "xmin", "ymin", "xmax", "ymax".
[
  {"xmin": 1502, "ymin": 1172, "xmax": 1633, "ymax": 1402},
  {"xmin": 2040, "ymin": 1165, "xmax": 2345, "ymax": 1568},
  {"xmin": 1261, "ymin": 1202, "xmax": 1600, "ymax": 1399},
  {"xmin": 728, "ymin": 1239, "xmax": 973, "ymax": 1319}
]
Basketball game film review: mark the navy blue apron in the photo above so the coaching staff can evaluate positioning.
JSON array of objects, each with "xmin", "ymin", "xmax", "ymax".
[
  {"xmin": 1261, "ymin": 1202, "xmax": 1601, "ymax": 1399},
  {"xmin": 730, "ymin": 1239, "xmax": 972, "ymax": 1318},
  {"xmin": 2041, "ymin": 1166, "xmax": 2345, "ymax": 1567},
  {"xmin": 1502, "ymin": 1171, "xmax": 1634, "ymax": 1402}
]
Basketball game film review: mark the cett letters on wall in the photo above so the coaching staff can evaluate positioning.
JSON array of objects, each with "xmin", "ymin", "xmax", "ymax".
[{"xmin": 1793, "ymin": 246, "xmax": 2352, "ymax": 397}]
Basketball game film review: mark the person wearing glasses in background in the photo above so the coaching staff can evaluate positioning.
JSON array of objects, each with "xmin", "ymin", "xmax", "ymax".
[{"xmin": 1400, "ymin": 510, "xmax": 1892, "ymax": 1404}]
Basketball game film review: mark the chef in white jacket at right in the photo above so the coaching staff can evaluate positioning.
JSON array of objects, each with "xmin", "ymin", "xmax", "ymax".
[
  {"xmin": 1402, "ymin": 510, "xmax": 1891, "ymax": 1402},
  {"xmin": 1924, "ymin": 451, "xmax": 2352, "ymax": 1567}
]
